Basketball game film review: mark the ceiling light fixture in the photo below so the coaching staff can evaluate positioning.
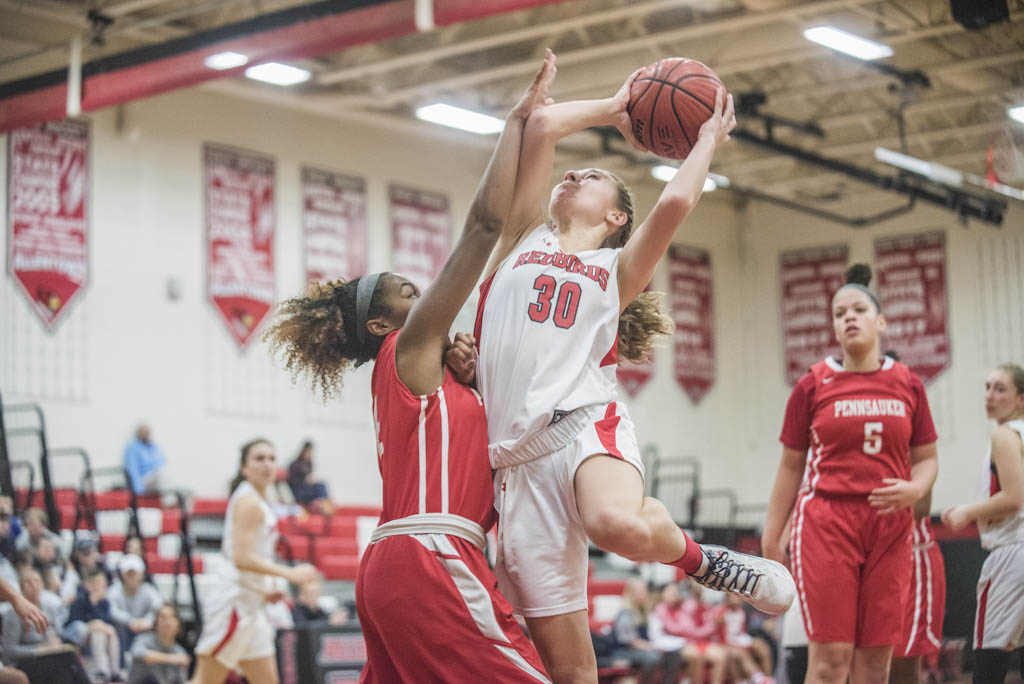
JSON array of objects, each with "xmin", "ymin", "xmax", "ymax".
[
  {"xmin": 1009, "ymin": 105, "xmax": 1024, "ymax": 124},
  {"xmin": 244, "ymin": 62, "xmax": 311, "ymax": 86},
  {"xmin": 651, "ymin": 166, "xmax": 729, "ymax": 192},
  {"xmin": 803, "ymin": 26, "xmax": 893, "ymax": 60},
  {"xmin": 204, "ymin": 51, "xmax": 248, "ymax": 70},
  {"xmin": 414, "ymin": 103, "xmax": 504, "ymax": 134}
]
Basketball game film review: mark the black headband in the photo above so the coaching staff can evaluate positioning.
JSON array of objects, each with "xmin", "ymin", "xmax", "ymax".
[{"xmin": 355, "ymin": 273, "xmax": 383, "ymax": 345}]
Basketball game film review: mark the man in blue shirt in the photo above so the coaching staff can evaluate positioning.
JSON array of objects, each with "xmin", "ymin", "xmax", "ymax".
[{"xmin": 123, "ymin": 424, "xmax": 166, "ymax": 496}]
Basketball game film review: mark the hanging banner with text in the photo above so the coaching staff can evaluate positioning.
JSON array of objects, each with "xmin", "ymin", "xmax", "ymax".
[
  {"xmin": 389, "ymin": 185, "xmax": 451, "ymax": 288},
  {"xmin": 302, "ymin": 167, "xmax": 367, "ymax": 285},
  {"xmin": 204, "ymin": 144, "xmax": 276, "ymax": 349},
  {"xmin": 668, "ymin": 245, "xmax": 715, "ymax": 404},
  {"xmin": 7, "ymin": 120, "xmax": 89, "ymax": 330},
  {"xmin": 874, "ymin": 230, "xmax": 950, "ymax": 384},
  {"xmin": 780, "ymin": 244, "xmax": 848, "ymax": 385}
]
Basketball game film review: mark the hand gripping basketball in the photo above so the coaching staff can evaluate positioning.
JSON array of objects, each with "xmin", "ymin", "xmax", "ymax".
[{"xmin": 626, "ymin": 57, "xmax": 732, "ymax": 159}]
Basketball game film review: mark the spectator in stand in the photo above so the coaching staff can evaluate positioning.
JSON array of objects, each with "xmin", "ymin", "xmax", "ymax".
[
  {"xmin": 0, "ymin": 572, "xmax": 48, "ymax": 684},
  {"xmin": 16, "ymin": 510, "xmax": 63, "ymax": 565},
  {"xmin": 63, "ymin": 568, "xmax": 124, "ymax": 683},
  {"xmin": 291, "ymin": 579, "xmax": 346, "ymax": 627},
  {"xmin": 109, "ymin": 555, "xmax": 163, "ymax": 648},
  {"xmin": 1, "ymin": 567, "xmax": 68, "ymax": 664},
  {"xmin": 714, "ymin": 593, "xmax": 774, "ymax": 684},
  {"xmin": 0, "ymin": 497, "xmax": 21, "ymax": 558},
  {"xmin": 61, "ymin": 538, "xmax": 108, "ymax": 605},
  {"xmin": 608, "ymin": 578, "xmax": 682, "ymax": 684},
  {"xmin": 127, "ymin": 604, "xmax": 190, "ymax": 684},
  {"xmin": 31, "ymin": 539, "xmax": 63, "ymax": 596},
  {"xmin": 654, "ymin": 581, "xmax": 728, "ymax": 684},
  {"xmin": 124, "ymin": 424, "xmax": 168, "ymax": 497},
  {"xmin": 0, "ymin": 506, "xmax": 20, "ymax": 589},
  {"xmin": 286, "ymin": 442, "xmax": 333, "ymax": 515}
]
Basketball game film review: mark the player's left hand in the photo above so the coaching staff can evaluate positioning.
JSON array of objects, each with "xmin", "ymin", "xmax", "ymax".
[
  {"xmin": 444, "ymin": 332, "xmax": 477, "ymax": 386},
  {"xmin": 509, "ymin": 48, "xmax": 557, "ymax": 122},
  {"xmin": 868, "ymin": 478, "xmax": 921, "ymax": 515},
  {"xmin": 697, "ymin": 86, "xmax": 736, "ymax": 148}
]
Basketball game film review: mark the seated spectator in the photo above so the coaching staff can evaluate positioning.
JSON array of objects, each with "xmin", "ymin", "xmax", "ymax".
[
  {"xmin": 109, "ymin": 555, "xmax": 162, "ymax": 647},
  {"xmin": 291, "ymin": 579, "xmax": 347, "ymax": 627},
  {"xmin": 60, "ymin": 538, "xmax": 109, "ymax": 605},
  {"xmin": 15, "ymin": 510, "xmax": 62, "ymax": 565},
  {"xmin": 124, "ymin": 424, "xmax": 167, "ymax": 496},
  {"xmin": 609, "ymin": 578, "xmax": 682, "ymax": 684},
  {"xmin": 29, "ymin": 540, "xmax": 62, "ymax": 596},
  {"xmin": 0, "ymin": 497, "xmax": 21, "ymax": 558},
  {"xmin": 62, "ymin": 568, "xmax": 124, "ymax": 683},
  {"xmin": 127, "ymin": 604, "xmax": 189, "ymax": 684},
  {"xmin": 286, "ymin": 442, "xmax": 333, "ymax": 515},
  {"xmin": 1, "ymin": 568, "xmax": 67, "ymax": 665},
  {"xmin": 654, "ymin": 581, "xmax": 727, "ymax": 684},
  {"xmin": 714, "ymin": 593, "xmax": 773, "ymax": 684},
  {"xmin": 0, "ymin": 506, "xmax": 20, "ymax": 589}
]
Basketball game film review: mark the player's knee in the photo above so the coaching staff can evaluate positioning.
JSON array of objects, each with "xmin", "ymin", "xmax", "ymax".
[
  {"xmin": 581, "ymin": 506, "xmax": 649, "ymax": 555},
  {"xmin": 810, "ymin": 647, "xmax": 852, "ymax": 684}
]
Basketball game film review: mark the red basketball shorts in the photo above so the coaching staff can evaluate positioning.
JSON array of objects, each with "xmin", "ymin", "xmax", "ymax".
[
  {"xmin": 901, "ymin": 539, "xmax": 946, "ymax": 657},
  {"xmin": 791, "ymin": 493, "xmax": 913, "ymax": 647},
  {"xmin": 356, "ymin": 533, "xmax": 549, "ymax": 683}
]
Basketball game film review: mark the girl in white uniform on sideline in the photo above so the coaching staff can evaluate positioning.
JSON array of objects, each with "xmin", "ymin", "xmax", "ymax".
[
  {"xmin": 190, "ymin": 439, "xmax": 319, "ymax": 684},
  {"xmin": 943, "ymin": 363, "xmax": 1024, "ymax": 684}
]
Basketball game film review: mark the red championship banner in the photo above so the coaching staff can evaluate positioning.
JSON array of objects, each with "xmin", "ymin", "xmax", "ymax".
[
  {"xmin": 668, "ymin": 245, "xmax": 714, "ymax": 404},
  {"xmin": 204, "ymin": 144, "xmax": 275, "ymax": 348},
  {"xmin": 302, "ymin": 167, "xmax": 367, "ymax": 284},
  {"xmin": 780, "ymin": 244, "xmax": 848, "ymax": 385},
  {"xmin": 389, "ymin": 185, "xmax": 451, "ymax": 288},
  {"xmin": 7, "ymin": 120, "xmax": 89, "ymax": 330},
  {"xmin": 874, "ymin": 230, "xmax": 950, "ymax": 383}
]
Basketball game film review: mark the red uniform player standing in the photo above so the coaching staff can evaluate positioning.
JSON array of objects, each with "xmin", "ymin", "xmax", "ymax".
[{"xmin": 762, "ymin": 264, "xmax": 939, "ymax": 684}]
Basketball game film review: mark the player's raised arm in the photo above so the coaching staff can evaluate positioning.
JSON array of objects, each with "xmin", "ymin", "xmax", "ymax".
[
  {"xmin": 395, "ymin": 50, "xmax": 556, "ymax": 396},
  {"xmin": 617, "ymin": 86, "xmax": 735, "ymax": 310}
]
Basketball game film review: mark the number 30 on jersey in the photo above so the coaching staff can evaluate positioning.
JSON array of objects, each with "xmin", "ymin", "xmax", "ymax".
[{"xmin": 528, "ymin": 275, "xmax": 581, "ymax": 328}]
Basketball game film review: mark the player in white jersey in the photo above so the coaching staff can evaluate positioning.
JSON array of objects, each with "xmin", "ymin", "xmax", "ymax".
[
  {"xmin": 455, "ymin": 61, "xmax": 794, "ymax": 682},
  {"xmin": 190, "ymin": 440, "xmax": 319, "ymax": 684},
  {"xmin": 943, "ymin": 363, "xmax": 1024, "ymax": 684}
]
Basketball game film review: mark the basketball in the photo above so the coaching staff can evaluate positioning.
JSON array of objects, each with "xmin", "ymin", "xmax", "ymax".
[{"xmin": 628, "ymin": 57, "xmax": 726, "ymax": 160}]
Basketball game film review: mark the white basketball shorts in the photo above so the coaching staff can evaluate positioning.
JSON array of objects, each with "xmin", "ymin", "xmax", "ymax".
[
  {"xmin": 194, "ymin": 576, "xmax": 275, "ymax": 669},
  {"xmin": 493, "ymin": 401, "xmax": 644, "ymax": 618},
  {"xmin": 975, "ymin": 541, "xmax": 1024, "ymax": 650}
]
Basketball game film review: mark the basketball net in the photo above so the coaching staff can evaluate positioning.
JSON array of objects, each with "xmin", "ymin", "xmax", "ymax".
[{"xmin": 986, "ymin": 124, "xmax": 1024, "ymax": 199}]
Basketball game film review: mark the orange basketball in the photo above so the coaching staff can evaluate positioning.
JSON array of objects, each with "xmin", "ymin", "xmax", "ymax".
[{"xmin": 628, "ymin": 58, "xmax": 726, "ymax": 160}]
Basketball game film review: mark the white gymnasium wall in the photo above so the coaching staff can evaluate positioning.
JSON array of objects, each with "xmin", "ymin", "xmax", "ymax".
[
  {"xmin": 618, "ymin": 194, "xmax": 1024, "ymax": 514},
  {"xmin": 0, "ymin": 87, "xmax": 497, "ymax": 504},
  {"xmin": 2, "ymin": 84, "xmax": 1022, "ymax": 515}
]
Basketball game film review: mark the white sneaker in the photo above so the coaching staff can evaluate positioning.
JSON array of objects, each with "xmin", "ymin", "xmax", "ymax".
[{"xmin": 690, "ymin": 545, "xmax": 795, "ymax": 615}]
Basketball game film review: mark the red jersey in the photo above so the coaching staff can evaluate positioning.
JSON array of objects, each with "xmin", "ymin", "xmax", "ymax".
[
  {"xmin": 370, "ymin": 331, "xmax": 496, "ymax": 530},
  {"xmin": 780, "ymin": 356, "xmax": 937, "ymax": 497}
]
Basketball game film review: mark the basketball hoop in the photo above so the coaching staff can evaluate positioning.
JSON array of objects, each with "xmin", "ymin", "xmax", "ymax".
[{"xmin": 988, "ymin": 124, "xmax": 1024, "ymax": 187}]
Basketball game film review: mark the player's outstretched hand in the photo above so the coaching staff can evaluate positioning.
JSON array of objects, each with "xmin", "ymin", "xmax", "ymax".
[
  {"xmin": 445, "ymin": 332, "xmax": 477, "ymax": 386},
  {"xmin": 612, "ymin": 67, "xmax": 646, "ymax": 152},
  {"xmin": 868, "ymin": 477, "xmax": 921, "ymax": 515},
  {"xmin": 509, "ymin": 49, "xmax": 557, "ymax": 122},
  {"xmin": 697, "ymin": 87, "xmax": 736, "ymax": 148}
]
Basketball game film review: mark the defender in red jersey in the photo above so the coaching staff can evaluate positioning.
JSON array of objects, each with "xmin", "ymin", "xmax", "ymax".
[
  {"xmin": 265, "ymin": 54, "xmax": 558, "ymax": 684},
  {"xmin": 763, "ymin": 265, "xmax": 938, "ymax": 684}
]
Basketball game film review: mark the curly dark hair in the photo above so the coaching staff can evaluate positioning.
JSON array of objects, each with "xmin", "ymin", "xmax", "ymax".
[{"xmin": 264, "ymin": 276, "xmax": 391, "ymax": 400}]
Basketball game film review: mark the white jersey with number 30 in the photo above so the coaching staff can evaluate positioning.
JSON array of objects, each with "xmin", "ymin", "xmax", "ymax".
[{"xmin": 475, "ymin": 225, "xmax": 621, "ymax": 461}]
